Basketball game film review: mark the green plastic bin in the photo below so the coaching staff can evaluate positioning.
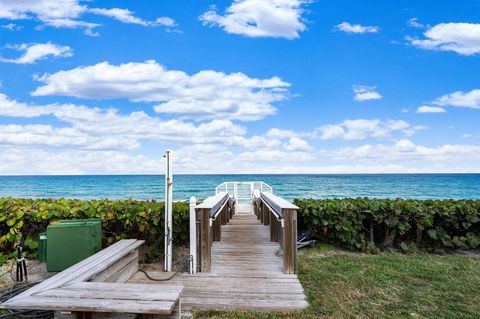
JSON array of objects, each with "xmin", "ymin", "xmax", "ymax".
[
  {"xmin": 46, "ymin": 219, "xmax": 102, "ymax": 272},
  {"xmin": 38, "ymin": 232, "xmax": 47, "ymax": 262}
]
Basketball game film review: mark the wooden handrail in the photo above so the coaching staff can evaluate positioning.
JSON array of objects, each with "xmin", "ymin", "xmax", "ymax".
[
  {"xmin": 195, "ymin": 193, "xmax": 235, "ymax": 272},
  {"xmin": 196, "ymin": 192, "xmax": 229, "ymax": 218},
  {"xmin": 254, "ymin": 192, "xmax": 299, "ymax": 274}
]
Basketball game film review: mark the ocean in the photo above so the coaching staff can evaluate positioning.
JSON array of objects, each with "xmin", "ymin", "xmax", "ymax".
[{"xmin": 0, "ymin": 174, "xmax": 479, "ymax": 201}]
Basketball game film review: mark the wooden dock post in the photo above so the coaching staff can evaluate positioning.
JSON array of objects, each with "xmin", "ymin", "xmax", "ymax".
[
  {"xmin": 282, "ymin": 208, "xmax": 297, "ymax": 274},
  {"xmin": 259, "ymin": 192, "xmax": 299, "ymax": 274},
  {"xmin": 195, "ymin": 192, "xmax": 230, "ymax": 273},
  {"xmin": 263, "ymin": 203, "xmax": 269, "ymax": 226},
  {"xmin": 197, "ymin": 208, "xmax": 211, "ymax": 272},
  {"xmin": 270, "ymin": 212, "xmax": 278, "ymax": 242}
]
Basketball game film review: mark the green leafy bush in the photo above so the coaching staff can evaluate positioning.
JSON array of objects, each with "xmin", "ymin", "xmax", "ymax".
[
  {"xmin": 294, "ymin": 198, "xmax": 480, "ymax": 252},
  {"xmin": 0, "ymin": 197, "xmax": 189, "ymax": 262}
]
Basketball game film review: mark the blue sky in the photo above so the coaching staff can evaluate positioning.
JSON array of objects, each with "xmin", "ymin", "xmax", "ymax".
[{"xmin": 0, "ymin": 0, "xmax": 479, "ymax": 174}]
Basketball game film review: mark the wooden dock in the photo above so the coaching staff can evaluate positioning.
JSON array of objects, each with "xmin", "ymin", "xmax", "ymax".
[{"xmin": 129, "ymin": 213, "xmax": 308, "ymax": 312}]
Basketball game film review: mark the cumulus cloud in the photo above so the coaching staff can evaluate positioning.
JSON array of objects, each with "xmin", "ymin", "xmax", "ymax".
[
  {"xmin": 0, "ymin": 0, "xmax": 175, "ymax": 35},
  {"xmin": 335, "ymin": 22, "xmax": 379, "ymax": 34},
  {"xmin": 328, "ymin": 140, "xmax": 480, "ymax": 164},
  {"xmin": 0, "ymin": 0, "xmax": 100, "ymax": 34},
  {"xmin": 283, "ymin": 137, "xmax": 312, "ymax": 151},
  {"xmin": 32, "ymin": 60, "xmax": 290, "ymax": 121},
  {"xmin": 265, "ymin": 128, "xmax": 302, "ymax": 139},
  {"xmin": 0, "ymin": 23, "xmax": 22, "ymax": 31},
  {"xmin": 416, "ymin": 105, "xmax": 447, "ymax": 113},
  {"xmin": 407, "ymin": 18, "xmax": 425, "ymax": 29},
  {"xmin": 408, "ymin": 23, "xmax": 480, "ymax": 56},
  {"xmin": 352, "ymin": 85, "xmax": 383, "ymax": 102},
  {"xmin": 88, "ymin": 8, "xmax": 177, "ymax": 29},
  {"xmin": 0, "ymin": 124, "xmax": 139, "ymax": 150},
  {"xmin": 0, "ymin": 147, "xmax": 165, "ymax": 175},
  {"xmin": 315, "ymin": 119, "xmax": 424, "ymax": 141},
  {"xmin": 155, "ymin": 17, "xmax": 177, "ymax": 27},
  {"xmin": 0, "ymin": 42, "xmax": 72, "ymax": 64},
  {"xmin": 433, "ymin": 89, "xmax": 480, "ymax": 109},
  {"xmin": 88, "ymin": 8, "xmax": 149, "ymax": 26},
  {"xmin": 0, "ymin": 93, "xmax": 247, "ymax": 151},
  {"xmin": 199, "ymin": 0, "xmax": 308, "ymax": 39}
]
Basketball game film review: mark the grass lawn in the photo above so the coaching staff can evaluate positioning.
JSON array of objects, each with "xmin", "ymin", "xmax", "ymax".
[{"xmin": 194, "ymin": 245, "xmax": 480, "ymax": 319}]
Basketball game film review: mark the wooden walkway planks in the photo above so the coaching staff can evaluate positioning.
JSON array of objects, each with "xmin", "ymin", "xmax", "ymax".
[{"xmin": 129, "ymin": 214, "xmax": 308, "ymax": 312}]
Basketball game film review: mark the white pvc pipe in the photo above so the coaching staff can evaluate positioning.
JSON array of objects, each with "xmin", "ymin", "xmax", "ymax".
[
  {"xmin": 164, "ymin": 150, "xmax": 173, "ymax": 272},
  {"xmin": 189, "ymin": 196, "xmax": 197, "ymax": 274}
]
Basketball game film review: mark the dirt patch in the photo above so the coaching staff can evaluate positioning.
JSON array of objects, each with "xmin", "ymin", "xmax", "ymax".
[{"xmin": 1, "ymin": 259, "xmax": 54, "ymax": 289}]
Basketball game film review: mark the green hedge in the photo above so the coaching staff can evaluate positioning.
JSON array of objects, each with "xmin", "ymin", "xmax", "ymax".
[
  {"xmin": 0, "ymin": 197, "xmax": 189, "ymax": 262},
  {"xmin": 294, "ymin": 198, "xmax": 480, "ymax": 252},
  {"xmin": 2, "ymin": 197, "xmax": 480, "ymax": 264}
]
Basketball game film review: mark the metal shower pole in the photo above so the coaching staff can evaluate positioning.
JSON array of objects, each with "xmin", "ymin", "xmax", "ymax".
[{"xmin": 164, "ymin": 150, "xmax": 173, "ymax": 272}]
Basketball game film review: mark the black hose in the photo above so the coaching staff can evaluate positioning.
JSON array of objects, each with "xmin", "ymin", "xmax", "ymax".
[
  {"xmin": 137, "ymin": 269, "xmax": 177, "ymax": 281},
  {"xmin": 0, "ymin": 283, "xmax": 53, "ymax": 318}
]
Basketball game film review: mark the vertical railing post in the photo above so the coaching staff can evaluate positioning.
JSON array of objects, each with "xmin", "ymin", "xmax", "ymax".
[
  {"xmin": 282, "ymin": 208, "xmax": 297, "ymax": 274},
  {"xmin": 214, "ymin": 212, "xmax": 222, "ymax": 242},
  {"xmin": 189, "ymin": 196, "xmax": 197, "ymax": 274},
  {"xmin": 263, "ymin": 204, "xmax": 269, "ymax": 226},
  {"xmin": 270, "ymin": 213, "xmax": 278, "ymax": 242},
  {"xmin": 197, "ymin": 208, "xmax": 211, "ymax": 272}
]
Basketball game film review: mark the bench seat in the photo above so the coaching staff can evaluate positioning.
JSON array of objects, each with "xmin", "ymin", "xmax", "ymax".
[
  {"xmin": 1, "ymin": 240, "xmax": 183, "ymax": 319},
  {"xmin": 7, "ymin": 282, "xmax": 182, "ymax": 315}
]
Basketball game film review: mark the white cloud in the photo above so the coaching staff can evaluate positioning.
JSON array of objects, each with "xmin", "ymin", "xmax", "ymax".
[
  {"xmin": 316, "ymin": 119, "xmax": 423, "ymax": 141},
  {"xmin": 416, "ymin": 105, "xmax": 447, "ymax": 113},
  {"xmin": 0, "ymin": 0, "xmax": 174, "ymax": 35},
  {"xmin": 199, "ymin": 0, "xmax": 307, "ymax": 39},
  {"xmin": 265, "ymin": 128, "xmax": 301, "ymax": 139},
  {"xmin": 409, "ymin": 23, "xmax": 480, "ymax": 56},
  {"xmin": 335, "ymin": 22, "xmax": 379, "ymax": 34},
  {"xmin": 407, "ymin": 18, "xmax": 425, "ymax": 29},
  {"xmin": 0, "ymin": 0, "xmax": 86, "ymax": 21},
  {"xmin": 353, "ymin": 85, "xmax": 382, "ymax": 102},
  {"xmin": 0, "ymin": 124, "xmax": 139, "ymax": 150},
  {"xmin": 0, "ymin": 93, "xmax": 248, "ymax": 150},
  {"xmin": 0, "ymin": 147, "xmax": 164, "ymax": 175},
  {"xmin": 283, "ymin": 137, "xmax": 312, "ymax": 151},
  {"xmin": 88, "ymin": 8, "xmax": 176, "ymax": 28},
  {"xmin": 156, "ymin": 17, "xmax": 177, "ymax": 27},
  {"xmin": 0, "ymin": 0, "xmax": 99, "ymax": 34},
  {"xmin": 237, "ymin": 149, "xmax": 314, "ymax": 162},
  {"xmin": 0, "ymin": 93, "xmax": 56, "ymax": 117},
  {"xmin": 1, "ymin": 42, "xmax": 72, "ymax": 64},
  {"xmin": 0, "ymin": 23, "xmax": 22, "ymax": 31},
  {"xmin": 32, "ymin": 60, "xmax": 290, "ymax": 121},
  {"xmin": 89, "ymin": 8, "xmax": 149, "ymax": 26},
  {"xmin": 328, "ymin": 140, "xmax": 480, "ymax": 164},
  {"xmin": 433, "ymin": 89, "xmax": 480, "ymax": 109}
]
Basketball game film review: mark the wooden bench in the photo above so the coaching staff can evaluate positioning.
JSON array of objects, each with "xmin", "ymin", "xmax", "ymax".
[{"xmin": 1, "ymin": 239, "xmax": 183, "ymax": 318}]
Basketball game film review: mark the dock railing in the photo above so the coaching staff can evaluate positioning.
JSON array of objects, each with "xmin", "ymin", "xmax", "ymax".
[
  {"xmin": 253, "ymin": 191, "xmax": 299, "ymax": 274},
  {"xmin": 193, "ymin": 192, "xmax": 235, "ymax": 273},
  {"xmin": 215, "ymin": 181, "xmax": 272, "ymax": 214}
]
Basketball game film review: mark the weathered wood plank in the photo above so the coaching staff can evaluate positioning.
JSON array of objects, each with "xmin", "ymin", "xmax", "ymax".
[
  {"xmin": 7, "ymin": 240, "xmax": 144, "ymax": 303},
  {"xmin": 9, "ymin": 296, "xmax": 175, "ymax": 314},
  {"xmin": 129, "ymin": 213, "xmax": 306, "ymax": 314},
  {"xmin": 90, "ymin": 250, "xmax": 139, "ymax": 283}
]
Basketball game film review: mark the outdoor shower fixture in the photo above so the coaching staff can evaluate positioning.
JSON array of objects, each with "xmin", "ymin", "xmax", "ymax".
[{"xmin": 164, "ymin": 150, "xmax": 173, "ymax": 272}]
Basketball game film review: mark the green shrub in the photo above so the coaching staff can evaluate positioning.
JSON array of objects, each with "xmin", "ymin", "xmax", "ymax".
[
  {"xmin": 294, "ymin": 198, "xmax": 480, "ymax": 252},
  {"xmin": 0, "ymin": 197, "xmax": 189, "ymax": 262},
  {"xmin": 2, "ymin": 197, "xmax": 479, "ymax": 261}
]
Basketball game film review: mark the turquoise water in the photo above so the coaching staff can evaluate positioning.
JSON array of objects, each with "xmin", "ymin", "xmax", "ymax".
[{"xmin": 0, "ymin": 174, "xmax": 479, "ymax": 201}]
